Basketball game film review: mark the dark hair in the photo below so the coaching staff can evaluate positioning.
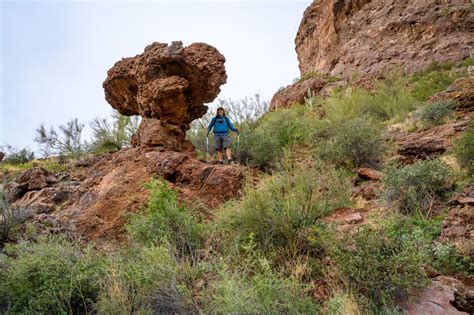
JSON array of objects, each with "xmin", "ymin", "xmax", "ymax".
[{"xmin": 216, "ymin": 107, "xmax": 226, "ymax": 117}]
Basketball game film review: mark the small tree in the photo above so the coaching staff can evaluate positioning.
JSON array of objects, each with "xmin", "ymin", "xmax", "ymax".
[
  {"xmin": 35, "ymin": 118, "xmax": 88, "ymax": 158},
  {"xmin": 89, "ymin": 111, "xmax": 140, "ymax": 154},
  {"xmin": 0, "ymin": 145, "xmax": 35, "ymax": 164},
  {"xmin": 0, "ymin": 185, "xmax": 19, "ymax": 244}
]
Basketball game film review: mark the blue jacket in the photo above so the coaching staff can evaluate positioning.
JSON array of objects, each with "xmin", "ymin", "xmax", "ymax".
[{"xmin": 207, "ymin": 116, "xmax": 237, "ymax": 135}]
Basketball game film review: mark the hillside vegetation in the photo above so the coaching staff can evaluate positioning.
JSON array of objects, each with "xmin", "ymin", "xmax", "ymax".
[{"xmin": 1, "ymin": 59, "xmax": 473, "ymax": 313}]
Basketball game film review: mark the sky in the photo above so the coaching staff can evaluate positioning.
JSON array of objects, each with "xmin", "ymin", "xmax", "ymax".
[{"xmin": 1, "ymin": 0, "xmax": 311, "ymax": 152}]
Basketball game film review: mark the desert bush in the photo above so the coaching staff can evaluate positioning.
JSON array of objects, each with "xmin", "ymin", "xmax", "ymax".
[
  {"xmin": 89, "ymin": 110, "xmax": 140, "ymax": 154},
  {"xmin": 0, "ymin": 187, "xmax": 19, "ymax": 244},
  {"xmin": 126, "ymin": 179, "xmax": 205, "ymax": 261},
  {"xmin": 96, "ymin": 246, "xmax": 195, "ymax": 314},
  {"xmin": 410, "ymin": 64, "xmax": 463, "ymax": 101},
  {"xmin": 383, "ymin": 159, "xmax": 452, "ymax": 216},
  {"xmin": 232, "ymin": 126, "xmax": 281, "ymax": 169},
  {"xmin": 331, "ymin": 223, "xmax": 429, "ymax": 309},
  {"xmin": 326, "ymin": 292, "xmax": 363, "ymax": 315},
  {"xmin": 0, "ymin": 236, "xmax": 106, "ymax": 314},
  {"xmin": 204, "ymin": 236, "xmax": 318, "ymax": 313},
  {"xmin": 323, "ymin": 74, "xmax": 417, "ymax": 123},
  {"xmin": 215, "ymin": 163, "xmax": 351, "ymax": 263},
  {"xmin": 431, "ymin": 242, "xmax": 473, "ymax": 276},
  {"xmin": 415, "ymin": 100, "xmax": 453, "ymax": 127},
  {"xmin": 0, "ymin": 145, "xmax": 35, "ymax": 164},
  {"xmin": 317, "ymin": 116, "xmax": 386, "ymax": 168},
  {"xmin": 35, "ymin": 118, "xmax": 88, "ymax": 158},
  {"xmin": 454, "ymin": 120, "xmax": 474, "ymax": 176}
]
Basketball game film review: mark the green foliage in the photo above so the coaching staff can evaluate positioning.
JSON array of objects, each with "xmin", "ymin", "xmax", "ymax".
[
  {"xmin": 89, "ymin": 110, "xmax": 140, "ymax": 154},
  {"xmin": 317, "ymin": 116, "xmax": 386, "ymax": 168},
  {"xmin": 454, "ymin": 120, "xmax": 474, "ymax": 176},
  {"xmin": 215, "ymin": 163, "xmax": 351, "ymax": 263},
  {"xmin": 126, "ymin": 179, "xmax": 205, "ymax": 260},
  {"xmin": 415, "ymin": 100, "xmax": 453, "ymax": 127},
  {"xmin": 410, "ymin": 63, "xmax": 464, "ymax": 101},
  {"xmin": 233, "ymin": 125, "xmax": 281, "ymax": 169},
  {"xmin": 0, "ymin": 146, "xmax": 35, "ymax": 165},
  {"xmin": 383, "ymin": 159, "xmax": 452, "ymax": 216},
  {"xmin": 96, "ymin": 246, "xmax": 195, "ymax": 314},
  {"xmin": 0, "ymin": 188, "xmax": 19, "ymax": 244},
  {"xmin": 431, "ymin": 243, "xmax": 473, "ymax": 276},
  {"xmin": 331, "ymin": 223, "xmax": 430, "ymax": 309},
  {"xmin": 323, "ymin": 74, "xmax": 417, "ymax": 123},
  {"xmin": 35, "ymin": 118, "xmax": 88, "ymax": 158},
  {"xmin": 0, "ymin": 236, "xmax": 106, "ymax": 314}
]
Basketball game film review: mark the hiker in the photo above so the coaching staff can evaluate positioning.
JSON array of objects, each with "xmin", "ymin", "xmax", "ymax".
[{"xmin": 207, "ymin": 107, "xmax": 240, "ymax": 164}]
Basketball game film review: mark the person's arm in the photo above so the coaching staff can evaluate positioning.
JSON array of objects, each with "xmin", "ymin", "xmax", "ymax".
[
  {"xmin": 207, "ymin": 117, "xmax": 216, "ymax": 135},
  {"xmin": 225, "ymin": 116, "xmax": 238, "ymax": 132}
]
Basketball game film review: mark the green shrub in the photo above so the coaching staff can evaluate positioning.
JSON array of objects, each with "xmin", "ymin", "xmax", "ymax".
[
  {"xmin": 323, "ymin": 74, "xmax": 417, "ymax": 123},
  {"xmin": 383, "ymin": 159, "xmax": 452, "ymax": 216},
  {"xmin": 215, "ymin": 163, "xmax": 351, "ymax": 263},
  {"xmin": 415, "ymin": 100, "xmax": 453, "ymax": 127},
  {"xmin": 331, "ymin": 223, "xmax": 429, "ymax": 309},
  {"xmin": 96, "ymin": 246, "xmax": 195, "ymax": 314},
  {"xmin": 0, "ymin": 236, "xmax": 106, "ymax": 314},
  {"xmin": 0, "ymin": 146, "xmax": 35, "ymax": 165},
  {"xmin": 410, "ymin": 66, "xmax": 462, "ymax": 101},
  {"xmin": 126, "ymin": 179, "xmax": 205, "ymax": 260},
  {"xmin": 454, "ymin": 120, "xmax": 474, "ymax": 176},
  {"xmin": 233, "ymin": 126, "xmax": 281, "ymax": 169},
  {"xmin": 317, "ymin": 116, "xmax": 386, "ymax": 168},
  {"xmin": 431, "ymin": 243, "xmax": 473, "ymax": 276},
  {"xmin": 204, "ymin": 238, "xmax": 318, "ymax": 313}
]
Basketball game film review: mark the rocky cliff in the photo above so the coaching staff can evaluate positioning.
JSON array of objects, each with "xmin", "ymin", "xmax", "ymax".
[{"xmin": 271, "ymin": 0, "xmax": 473, "ymax": 109}]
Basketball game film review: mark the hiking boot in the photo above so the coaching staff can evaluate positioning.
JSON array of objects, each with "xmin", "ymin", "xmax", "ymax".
[
  {"xmin": 228, "ymin": 159, "xmax": 234, "ymax": 165},
  {"xmin": 218, "ymin": 160, "xmax": 224, "ymax": 165}
]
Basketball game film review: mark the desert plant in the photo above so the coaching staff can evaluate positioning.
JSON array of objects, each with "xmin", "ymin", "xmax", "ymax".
[
  {"xmin": 0, "ymin": 186, "xmax": 19, "ymax": 244},
  {"xmin": 317, "ymin": 116, "xmax": 386, "ymax": 168},
  {"xmin": 35, "ymin": 118, "xmax": 88, "ymax": 158},
  {"xmin": 0, "ymin": 236, "xmax": 106, "ymax": 314},
  {"xmin": 383, "ymin": 159, "xmax": 452, "ymax": 216},
  {"xmin": 215, "ymin": 163, "xmax": 351, "ymax": 263},
  {"xmin": 331, "ymin": 223, "xmax": 430, "ymax": 309},
  {"xmin": 89, "ymin": 110, "xmax": 140, "ymax": 154},
  {"xmin": 126, "ymin": 179, "xmax": 205, "ymax": 262},
  {"xmin": 431, "ymin": 242, "xmax": 473, "ymax": 276},
  {"xmin": 96, "ymin": 246, "xmax": 195, "ymax": 314},
  {"xmin": 415, "ymin": 100, "xmax": 453, "ymax": 127},
  {"xmin": 453, "ymin": 120, "xmax": 474, "ymax": 177},
  {"xmin": 0, "ymin": 145, "xmax": 35, "ymax": 164}
]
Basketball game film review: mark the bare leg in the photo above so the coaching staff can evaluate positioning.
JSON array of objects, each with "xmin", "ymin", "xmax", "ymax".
[
  {"xmin": 226, "ymin": 147, "xmax": 232, "ymax": 160},
  {"xmin": 217, "ymin": 150, "xmax": 223, "ymax": 161}
]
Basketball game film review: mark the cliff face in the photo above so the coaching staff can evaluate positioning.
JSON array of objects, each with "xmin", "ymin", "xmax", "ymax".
[{"xmin": 295, "ymin": 0, "xmax": 473, "ymax": 77}]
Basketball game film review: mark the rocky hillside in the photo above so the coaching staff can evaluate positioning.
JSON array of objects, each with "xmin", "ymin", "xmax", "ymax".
[
  {"xmin": 0, "ymin": 1, "xmax": 473, "ymax": 314},
  {"xmin": 271, "ymin": 0, "xmax": 473, "ymax": 109}
]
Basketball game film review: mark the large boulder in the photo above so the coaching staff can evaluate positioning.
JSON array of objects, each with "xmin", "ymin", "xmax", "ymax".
[
  {"xmin": 103, "ymin": 41, "xmax": 227, "ymax": 150},
  {"xmin": 295, "ymin": 0, "xmax": 473, "ymax": 78},
  {"xmin": 430, "ymin": 77, "xmax": 474, "ymax": 113}
]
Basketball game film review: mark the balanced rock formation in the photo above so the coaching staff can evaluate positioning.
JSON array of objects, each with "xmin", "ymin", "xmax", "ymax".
[
  {"xmin": 296, "ymin": 0, "xmax": 473, "ymax": 78},
  {"xmin": 103, "ymin": 41, "xmax": 226, "ymax": 151}
]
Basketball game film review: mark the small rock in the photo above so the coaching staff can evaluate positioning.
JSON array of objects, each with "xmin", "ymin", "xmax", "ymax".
[
  {"xmin": 344, "ymin": 212, "xmax": 363, "ymax": 224},
  {"xmin": 458, "ymin": 197, "xmax": 474, "ymax": 205},
  {"xmin": 356, "ymin": 167, "xmax": 383, "ymax": 180}
]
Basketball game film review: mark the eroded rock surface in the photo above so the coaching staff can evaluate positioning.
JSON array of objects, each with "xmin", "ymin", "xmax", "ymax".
[
  {"xmin": 295, "ymin": 0, "xmax": 473, "ymax": 78},
  {"xmin": 103, "ymin": 41, "xmax": 227, "ymax": 150}
]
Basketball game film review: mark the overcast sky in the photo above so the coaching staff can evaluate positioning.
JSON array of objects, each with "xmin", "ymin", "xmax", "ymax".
[{"xmin": 1, "ymin": 0, "xmax": 310, "ymax": 152}]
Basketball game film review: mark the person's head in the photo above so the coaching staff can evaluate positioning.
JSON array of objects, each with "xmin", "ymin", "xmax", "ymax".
[{"xmin": 216, "ymin": 107, "xmax": 225, "ymax": 117}]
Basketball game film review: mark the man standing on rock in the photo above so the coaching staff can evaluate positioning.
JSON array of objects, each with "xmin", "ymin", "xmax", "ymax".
[{"xmin": 207, "ymin": 107, "xmax": 240, "ymax": 164}]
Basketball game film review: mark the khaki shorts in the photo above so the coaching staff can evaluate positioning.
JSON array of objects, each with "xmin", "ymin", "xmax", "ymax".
[{"xmin": 214, "ymin": 134, "xmax": 231, "ymax": 150}]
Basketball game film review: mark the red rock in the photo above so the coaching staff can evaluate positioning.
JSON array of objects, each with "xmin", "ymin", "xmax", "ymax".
[
  {"xmin": 356, "ymin": 167, "xmax": 383, "ymax": 180},
  {"xmin": 458, "ymin": 197, "xmax": 474, "ymax": 205},
  {"xmin": 103, "ymin": 41, "xmax": 227, "ymax": 151},
  {"xmin": 295, "ymin": 0, "xmax": 473, "ymax": 78},
  {"xmin": 430, "ymin": 77, "xmax": 474, "ymax": 112},
  {"xmin": 269, "ymin": 78, "xmax": 328, "ymax": 110},
  {"xmin": 344, "ymin": 212, "xmax": 363, "ymax": 224}
]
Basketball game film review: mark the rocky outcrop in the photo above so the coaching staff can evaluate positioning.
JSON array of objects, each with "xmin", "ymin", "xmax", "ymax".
[
  {"xmin": 270, "ymin": 78, "xmax": 327, "ymax": 110},
  {"xmin": 6, "ymin": 168, "xmax": 58, "ymax": 200},
  {"xmin": 430, "ymin": 77, "xmax": 474, "ymax": 113},
  {"xmin": 295, "ymin": 0, "xmax": 473, "ymax": 78},
  {"xmin": 103, "ymin": 41, "xmax": 227, "ymax": 151}
]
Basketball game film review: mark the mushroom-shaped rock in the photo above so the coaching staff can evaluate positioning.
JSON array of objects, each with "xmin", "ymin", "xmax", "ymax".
[{"xmin": 103, "ymin": 41, "xmax": 227, "ymax": 151}]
